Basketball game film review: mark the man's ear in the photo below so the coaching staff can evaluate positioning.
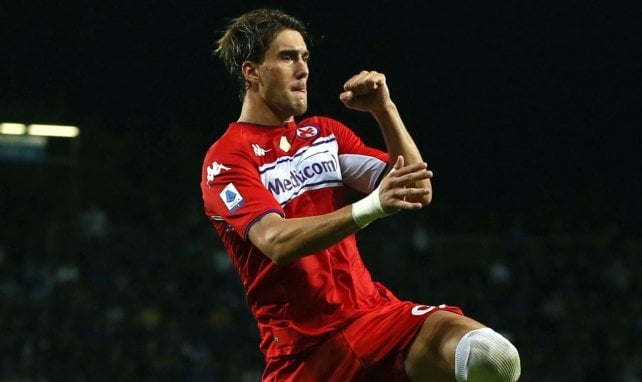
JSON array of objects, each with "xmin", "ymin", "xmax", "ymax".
[{"xmin": 242, "ymin": 61, "xmax": 260, "ymax": 83}]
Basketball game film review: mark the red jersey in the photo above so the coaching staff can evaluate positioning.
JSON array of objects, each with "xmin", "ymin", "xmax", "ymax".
[{"xmin": 200, "ymin": 116, "xmax": 395, "ymax": 358}]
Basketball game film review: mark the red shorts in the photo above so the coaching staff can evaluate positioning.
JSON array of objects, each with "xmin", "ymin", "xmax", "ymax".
[{"xmin": 262, "ymin": 302, "xmax": 463, "ymax": 382}]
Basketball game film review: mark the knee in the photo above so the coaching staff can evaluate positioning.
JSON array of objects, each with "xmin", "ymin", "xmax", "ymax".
[{"xmin": 454, "ymin": 328, "xmax": 521, "ymax": 382}]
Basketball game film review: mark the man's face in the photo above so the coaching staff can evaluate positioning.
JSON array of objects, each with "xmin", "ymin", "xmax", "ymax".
[{"xmin": 257, "ymin": 29, "xmax": 309, "ymax": 120}]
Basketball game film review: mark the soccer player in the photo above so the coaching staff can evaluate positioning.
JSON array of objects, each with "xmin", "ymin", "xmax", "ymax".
[{"xmin": 200, "ymin": 8, "xmax": 521, "ymax": 382}]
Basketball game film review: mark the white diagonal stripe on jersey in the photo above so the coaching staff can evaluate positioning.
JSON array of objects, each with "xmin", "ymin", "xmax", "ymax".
[{"xmin": 259, "ymin": 135, "xmax": 342, "ymax": 206}]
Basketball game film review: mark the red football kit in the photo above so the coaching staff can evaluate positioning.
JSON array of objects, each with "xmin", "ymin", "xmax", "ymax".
[{"xmin": 201, "ymin": 116, "xmax": 462, "ymax": 381}]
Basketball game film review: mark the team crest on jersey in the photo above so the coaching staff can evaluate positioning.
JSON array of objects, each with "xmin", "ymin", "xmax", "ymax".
[
  {"xmin": 219, "ymin": 183, "xmax": 245, "ymax": 213},
  {"xmin": 296, "ymin": 125, "xmax": 319, "ymax": 139}
]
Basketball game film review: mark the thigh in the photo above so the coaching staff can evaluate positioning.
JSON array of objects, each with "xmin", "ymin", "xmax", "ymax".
[
  {"xmin": 344, "ymin": 302, "xmax": 463, "ymax": 381},
  {"xmin": 263, "ymin": 302, "xmax": 464, "ymax": 382},
  {"xmin": 404, "ymin": 310, "xmax": 486, "ymax": 382}
]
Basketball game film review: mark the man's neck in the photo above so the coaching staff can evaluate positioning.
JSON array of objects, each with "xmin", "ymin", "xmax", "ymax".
[{"xmin": 238, "ymin": 97, "xmax": 293, "ymax": 126}]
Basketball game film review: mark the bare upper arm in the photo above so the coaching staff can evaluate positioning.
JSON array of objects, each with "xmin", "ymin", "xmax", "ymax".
[{"xmin": 247, "ymin": 212, "xmax": 285, "ymax": 260}]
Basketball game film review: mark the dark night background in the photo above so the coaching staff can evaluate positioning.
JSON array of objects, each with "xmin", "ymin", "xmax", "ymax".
[
  {"xmin": 1, "ymin": 0, "xmax": 641, "ymax": 381},
  {"xmin": 1, "ymin": 0, "xmax": 641, "ymax": 229}
]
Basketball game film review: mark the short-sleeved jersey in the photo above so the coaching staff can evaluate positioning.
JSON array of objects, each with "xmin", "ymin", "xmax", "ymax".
[{"xmin": 200, "ymin": 115, "xmax": 393, "ymax": 358}]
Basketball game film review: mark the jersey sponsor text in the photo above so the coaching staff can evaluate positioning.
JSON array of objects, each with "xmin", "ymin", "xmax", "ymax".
[{"xmin": 260, "ymin": 137, "xmax": 342, "ymax": 205}]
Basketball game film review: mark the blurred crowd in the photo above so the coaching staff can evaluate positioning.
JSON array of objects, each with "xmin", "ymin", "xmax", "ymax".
[{"xmin": 0, "ymin": 202, "xmax": 640, "ymax": 381}]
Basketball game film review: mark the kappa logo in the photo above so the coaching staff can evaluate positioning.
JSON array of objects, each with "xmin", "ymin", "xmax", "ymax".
[
  {"xmin": 252, "ymin": 144, "xmax": 271, "ymax": 157},
  {"xmin": 296, "ymin": 125, "xmax": 319, "ymax": 139},
  {"xmin": 411, "ymin": 304, "xmax": 446, "ymax": 316},
  {"xmin": 206, "ymin": 161, "xmax": 231, "ymax": 183}
]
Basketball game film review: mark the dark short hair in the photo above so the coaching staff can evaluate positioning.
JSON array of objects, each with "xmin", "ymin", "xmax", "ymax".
[{"xmin": 214, "ymin": 8, "xmax": 310, "ymax": 101}]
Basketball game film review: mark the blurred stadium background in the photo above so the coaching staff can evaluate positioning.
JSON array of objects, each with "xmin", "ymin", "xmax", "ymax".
[{"xmin": 1, "ymin": 1, "xmax": 640, "ymax": 381}]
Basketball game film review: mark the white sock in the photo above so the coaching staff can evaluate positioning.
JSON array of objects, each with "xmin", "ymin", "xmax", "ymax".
[{"xmin": 454, "ymin": 328, "xmax": 521, "ymax": 382}]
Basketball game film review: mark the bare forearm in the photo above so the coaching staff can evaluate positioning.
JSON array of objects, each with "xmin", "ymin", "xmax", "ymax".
[
  {"xmin": 340, "ymin": 71, "xmax": 430, "ymax": 198},
  {"xmin": 371, "ymin": 102, "xmax": 431, "ymax": 203},
  {"xmin": 372, "ymin": 102, "xmax": 422, "ymax": 162}
]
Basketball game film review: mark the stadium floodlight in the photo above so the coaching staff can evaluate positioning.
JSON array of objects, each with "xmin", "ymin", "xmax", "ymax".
[
  {"xmin": 0, "ymin": 123, "xmax": 27, "ymax": 135},
  {"xmin": 27, "ymin": 124, "xmax": 80, "ymax": 138}
]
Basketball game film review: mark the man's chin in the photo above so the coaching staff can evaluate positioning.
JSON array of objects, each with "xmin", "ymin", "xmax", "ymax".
[{"xmin": 293, "ymin": 103, "xmax": 308, "ymax": 116}]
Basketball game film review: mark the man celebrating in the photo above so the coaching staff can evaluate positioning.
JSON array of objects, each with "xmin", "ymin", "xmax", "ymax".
[{"xmin": 201, "ymin": 8, "xmax": 520, "ymax": 381}]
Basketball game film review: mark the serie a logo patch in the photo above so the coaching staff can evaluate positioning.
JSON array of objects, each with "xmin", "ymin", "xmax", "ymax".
[{"xmin": 220, "ymin": 183, "xmax": 245, "ymax": 213}]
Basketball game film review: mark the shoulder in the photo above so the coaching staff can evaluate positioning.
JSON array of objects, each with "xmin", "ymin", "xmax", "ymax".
[
  {"xmin": 207, "ymin": 122, "xmax": 258, "ymax": 152},
  {"xmin": 203, "ymin": 124, "xmax": 253, "ymax": 165}
]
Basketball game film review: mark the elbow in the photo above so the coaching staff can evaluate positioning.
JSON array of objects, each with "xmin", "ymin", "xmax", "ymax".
[
  {"xmin": 272, "ymin": 254, "xmax": 294, "ymax": 267},
  {"xmin": 413, "ymin": 179, "xmax": 432, "ymax": 206},
  {"xmin": 264, "ymin": 246, "xmax": 298, "ymax": 267},
  {"xmin": 424, "ymin": 189, "xmax": 432, "ymax": 206},
  {"xmin": 257, "ymin": 232, "xmax": 300, "ymax": 267},
  {"xmin": 422, "ymin": 182, "xmax": 433, "ymax": 205},
  {"xmin": 406, "ymin": 192, "xmax": 431, "ymax": 207},
  {"xmin": 413, "ymin": 187, "xmax": 432, "ymax": 206},
  {"xmin": 267, "ymin": 252, "xmax": 302, "ymax": 267}
]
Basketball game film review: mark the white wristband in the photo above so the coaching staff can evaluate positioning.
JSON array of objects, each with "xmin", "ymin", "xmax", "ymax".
[{"xmin": 352, "ymin": 186, "xmax": 387, "ymax": 228}]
